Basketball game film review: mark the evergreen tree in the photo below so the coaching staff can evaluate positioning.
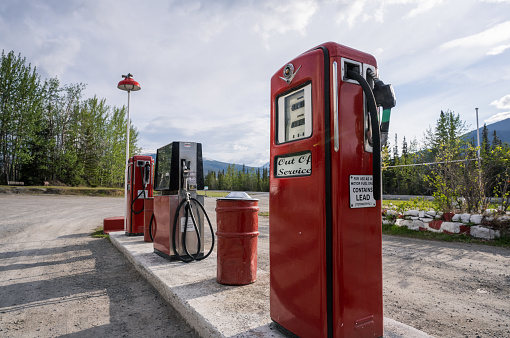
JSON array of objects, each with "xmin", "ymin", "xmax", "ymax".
[
  {"xmin": 392, "ymin": 134, "xmax": 399, "ymax": 162},
  {"xmin": 492, "ymin": 130, "xmax": 501, "ymax": 149},
  {"xmin": 424, "ymin": 109, "xmax": 467, "ymax": 157},
  {"xmin": 402, "ymin": 136, "xmax": 408, "ymax": 159},
  {"xmin": 481, "ymin": 124, "xmax": 490, "ymax": 155}
]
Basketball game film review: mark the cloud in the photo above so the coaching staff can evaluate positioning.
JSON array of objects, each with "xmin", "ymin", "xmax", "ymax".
[
  {"xmin": 253, "ymin": 0, "xmax": 319, "ymax": 46},
  {"xmin": 487, "ymin": 44, "xmax": 510, "ymax": 55},
  {"xmin": 38, "ymin": 35, "xmax": 81, "ymax": 78},
  {"xmin": 484, "ymin": 111, "xmax": 510, "ymax": 124},
  {"xmin": 404, "ymin": 0, "xmax": 445, "ymax": 19},
  {"xmin": 142, "ymin": 112, "xmax": 270, "ymax": 166},
  {"xmin": 334, "ymin": 0, "xmax": 446, "ymax": 28},
  {"xmin": 3, "ymin": 0, "xmax": 510, "ymax": 166},
  {"xmin": 440, "ymin": 21, "xmax": 510, "ymax": 50},
  {"xmin": 490, "ymin": 94, "xmax": 510, "ymax": 109},
  {"xmin": 335, "ymin": 1, "xmax": 367, "ymax": 28}
]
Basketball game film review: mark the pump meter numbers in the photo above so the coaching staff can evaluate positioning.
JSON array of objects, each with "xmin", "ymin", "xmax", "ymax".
[{"xmin": 349, "ymin": 175, "xmax": 376, "ymax": 208}]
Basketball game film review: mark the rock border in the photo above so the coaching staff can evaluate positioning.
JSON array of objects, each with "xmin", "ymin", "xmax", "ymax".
[{"xmin": 383, "ymin": 209, "xmax": 509, "ymax": 240}]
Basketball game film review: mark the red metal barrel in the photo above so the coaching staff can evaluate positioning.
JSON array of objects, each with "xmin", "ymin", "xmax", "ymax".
[{"xmin": 216, "ymin": 192, "xmax": 259, "ymax": 285}]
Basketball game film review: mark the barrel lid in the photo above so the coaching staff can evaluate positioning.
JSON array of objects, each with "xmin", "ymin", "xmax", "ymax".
[{"xmin": 217, "ymin": 192, "xmax": 259, "ymax": 201}]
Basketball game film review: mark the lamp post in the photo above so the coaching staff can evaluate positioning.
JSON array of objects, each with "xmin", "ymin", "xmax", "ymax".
[
  {"xmin": 475, "ymin": 107, "xmax": 482, "ymax": 190},
  {"xmin": 475, "ymin": 108, "xmax": 481, "ymax": 161},
  {"xmin": 118, "ymin": 73, "xmax": 141, "ymax": 230}
]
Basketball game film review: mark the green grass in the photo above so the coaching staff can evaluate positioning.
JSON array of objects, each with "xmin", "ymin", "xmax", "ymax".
[
  {"xmin": 259, "ymin": 211, "xmax": 269, "ymax": 217},
  {"xmin": 90, "ymin": 227, "xmax": 110, "ymax": 241},
  {"xmin": 382, "ymin": 198, "xmax": 435, "ymax": 212},
  {"xmin": 0, "ymin": 185, "xmax": 123, "ymax": 197},
  {"xmin": 382, "ymin": 223, "xmax": 510, "ymax": 248},
  {"xmin": 196, "ymin": 191, "xmax": 229, "ymax": 198},
  {"xmin": 382, "ymin": 197, "xmax": 503, "ymax": 212}
]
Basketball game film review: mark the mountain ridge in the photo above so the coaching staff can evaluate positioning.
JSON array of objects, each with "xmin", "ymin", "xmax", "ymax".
[
  {"xmin": 465, "ymin": 117, "xmax": 510, "ymax": 145},
  {"xmin": 143, "ymin": 153, "xmax": 269, "ymax": 173}
]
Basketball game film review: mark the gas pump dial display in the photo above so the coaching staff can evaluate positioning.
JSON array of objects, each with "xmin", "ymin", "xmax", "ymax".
[{"xmin": 276, "ymin": 83, "xmax": 312, "ymax": 143}]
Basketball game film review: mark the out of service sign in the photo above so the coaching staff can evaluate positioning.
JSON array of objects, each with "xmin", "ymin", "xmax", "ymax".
[{"xmin": 349, "ymin": 175, "xmax": 376, "ymax": 208}]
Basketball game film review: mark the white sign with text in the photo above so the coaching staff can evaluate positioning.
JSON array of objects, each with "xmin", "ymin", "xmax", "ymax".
[
  {"xmin": 349, "ymin": 175, "xmax": 376, "ymax": 208},
  {"xmin": 275, "ymin": 152, "xmax": 312, "ymax": 178}
]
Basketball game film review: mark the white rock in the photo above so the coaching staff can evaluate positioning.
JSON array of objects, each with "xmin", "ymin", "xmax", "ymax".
[
  {"xmin": 411, "ymin": 220, "xmax": 425, "ymax": 230},
  {"xmin": 470, "ymin": 226, "xmax": 500, "ymax": 239},
  {"xmin": 386, "ymin": 210, "xmax": 398, "ymax": 216},
  {"xmin": 383, "ymin": 219, "xmax": 394, "ymax": 226},
  {"xmin": 460, "ymin": 213, "xmax": 471, "ymax": 223},
  {"xmin": 435, "ymin": 211, "xmax": 443, "ymax": 219},
  {"xmin": 452, "ymin": 214, "xmax": 461, "ymax": 222},
  {"xmin": 425, "ymin": 211, "xmax": 436, "ymax": 218},
  {"xmin": 395, "ymin": 219, "xmax": 404, "ymax": 227},
  {"xmin": 402, "ymin": 220, "xmax": 423, "ymax": 231},
  {"xmin": 410, "ymin": 216, "xmax": 420, "ymax": 220},
  {"xmin": 485, "ymin": 209, "xmax": 497, "ymax": 216},
  {"xmin": 470, "ymin": 214, "xmax": 483, "ymax": 225},
  {"xmin": 401, "ymin": 220, "xmax": 414, "ymax": 228},
  {"xmin": 441, "ymin": 222, "xmax": 460, "ymax": 233},
  {"xmin": 419, "ymin": 211, "xmax": 425, "ymax": 218},
  {"xmin": 420, "ymin": 218, "xmax": 433, "ymax": 223},
  {"xmin": 404, "ymin": 210, "xmax": 420, "ymax": 217}
]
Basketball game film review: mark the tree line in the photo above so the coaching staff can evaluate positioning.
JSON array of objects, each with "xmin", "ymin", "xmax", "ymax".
[
  {"xmin": 204, "ymin": 164, "xmax": 270, "ymax": 192},
  {"xmin": 0, "ymin": 50, "xmax": 139, "ymax": 187},
  {"xmin": 382, "ymin": 110, "xmax": 510, "ymax": 212}
]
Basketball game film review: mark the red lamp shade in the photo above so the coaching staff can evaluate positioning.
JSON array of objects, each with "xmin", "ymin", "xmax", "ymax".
[{"xmin": 118, "ymin": 76, "xmax": 141, "ymax": 91}]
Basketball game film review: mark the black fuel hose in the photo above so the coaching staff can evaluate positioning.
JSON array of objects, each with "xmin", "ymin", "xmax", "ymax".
[
  {"xmin": 149, "ymin": 213, "xmax": 155, "ymax": 242},
  {"xmin": 346, "ymin": 69, "xmax": 381, "ymax": 201},
  {"xmin": 171, "ymin": 196, "xmax": 215, "ymax": 263}
]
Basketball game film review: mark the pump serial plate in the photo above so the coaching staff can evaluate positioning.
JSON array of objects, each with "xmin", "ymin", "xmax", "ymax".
[{"xmin": 349, "ymin": 175, "xmax": 376, "ymax": 208}]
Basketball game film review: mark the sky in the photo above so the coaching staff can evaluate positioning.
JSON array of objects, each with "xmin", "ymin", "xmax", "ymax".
[{"xmin": 1, "ymin": 0, "xmax": 510, "ymax": 166}]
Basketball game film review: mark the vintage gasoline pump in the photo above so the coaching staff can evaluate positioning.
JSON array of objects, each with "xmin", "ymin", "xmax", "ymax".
[
  {"xmin": 269, "ymin": 42, "xmax": 396, "ymax": 337},
  {"xmin": 125, "ymin": 155, "xmax": 154, "ymax": 235},
  {"xmin": 151, "ymin": 141, "xmax": 214, "ymax": 262}
]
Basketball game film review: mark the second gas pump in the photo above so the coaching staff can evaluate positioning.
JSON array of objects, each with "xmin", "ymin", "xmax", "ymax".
[
  {"xmin": 151, "ymin": 141, "xmax": 215, "ymax": 262},
  {"xmin": 269, "ymin": 42, "xmax": 395, "ymax": 337},
  {"xmin": 126, "ymin": 155, "xmax": 154, "ymax": 236}
]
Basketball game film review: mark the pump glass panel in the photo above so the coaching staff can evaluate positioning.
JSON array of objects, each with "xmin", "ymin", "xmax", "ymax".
[{"xmin": 277, "ymin": 83, "xmax": 312, "ymax": 143}]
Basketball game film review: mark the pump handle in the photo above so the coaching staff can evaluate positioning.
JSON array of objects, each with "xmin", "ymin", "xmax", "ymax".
[{"xmin": 346, "ymin": 70, "xmax": 381, "ymax": 201}]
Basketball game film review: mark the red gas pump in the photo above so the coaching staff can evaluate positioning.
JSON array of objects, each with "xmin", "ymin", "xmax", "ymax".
[
  {"xmin": 126, "ymin": 155, "xmax": 154, "ymax": 235},
  {"xmin": 269, "ymin": 42, "xmax": 395, "ymax": 337}
]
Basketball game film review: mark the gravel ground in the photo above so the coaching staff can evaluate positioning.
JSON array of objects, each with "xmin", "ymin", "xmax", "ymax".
[
  {"xmin": 0, "ymin": 194, "xmax": 198, "ymax": 337},
  {"xmin": 383, "ymin": 236, "xmax": 510, "ymax": 337},
  {"xmin": 1, "ymin": 193, "xmax": 509, "ymax": 337}
]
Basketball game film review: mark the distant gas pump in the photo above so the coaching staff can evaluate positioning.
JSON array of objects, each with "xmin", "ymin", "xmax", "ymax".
[
  {"xmin": 269, "ymin": 42, "xmax": 395, "ymax": 338},
  {"xmin": 151, "ymin": 141, "xmax": 214, "ymax": 262},
  {"xmin": 126, "ymin": 155, "xmax": 154, "ymax": 235}
]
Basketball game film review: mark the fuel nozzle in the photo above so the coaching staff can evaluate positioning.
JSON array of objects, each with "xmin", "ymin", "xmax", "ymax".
[
  {"xmin": 181, "ymin": 159, "xmax": 191, "ymax": 191},
  {"xmin": 367, "ymin": 69, "xmax": 396, "ymax": 146}
]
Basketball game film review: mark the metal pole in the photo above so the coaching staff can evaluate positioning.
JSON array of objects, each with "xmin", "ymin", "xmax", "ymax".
[
  {"xmin": 475, "ymin": 107, "xmax": 482, "ymax": 197},
  {"xmin": 124, "ymin": 90, "xmax": 131, "ymax": 231},
  {"xmin": 475, "ymin": 108, "xmax": 480, "ymax": 161}
]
